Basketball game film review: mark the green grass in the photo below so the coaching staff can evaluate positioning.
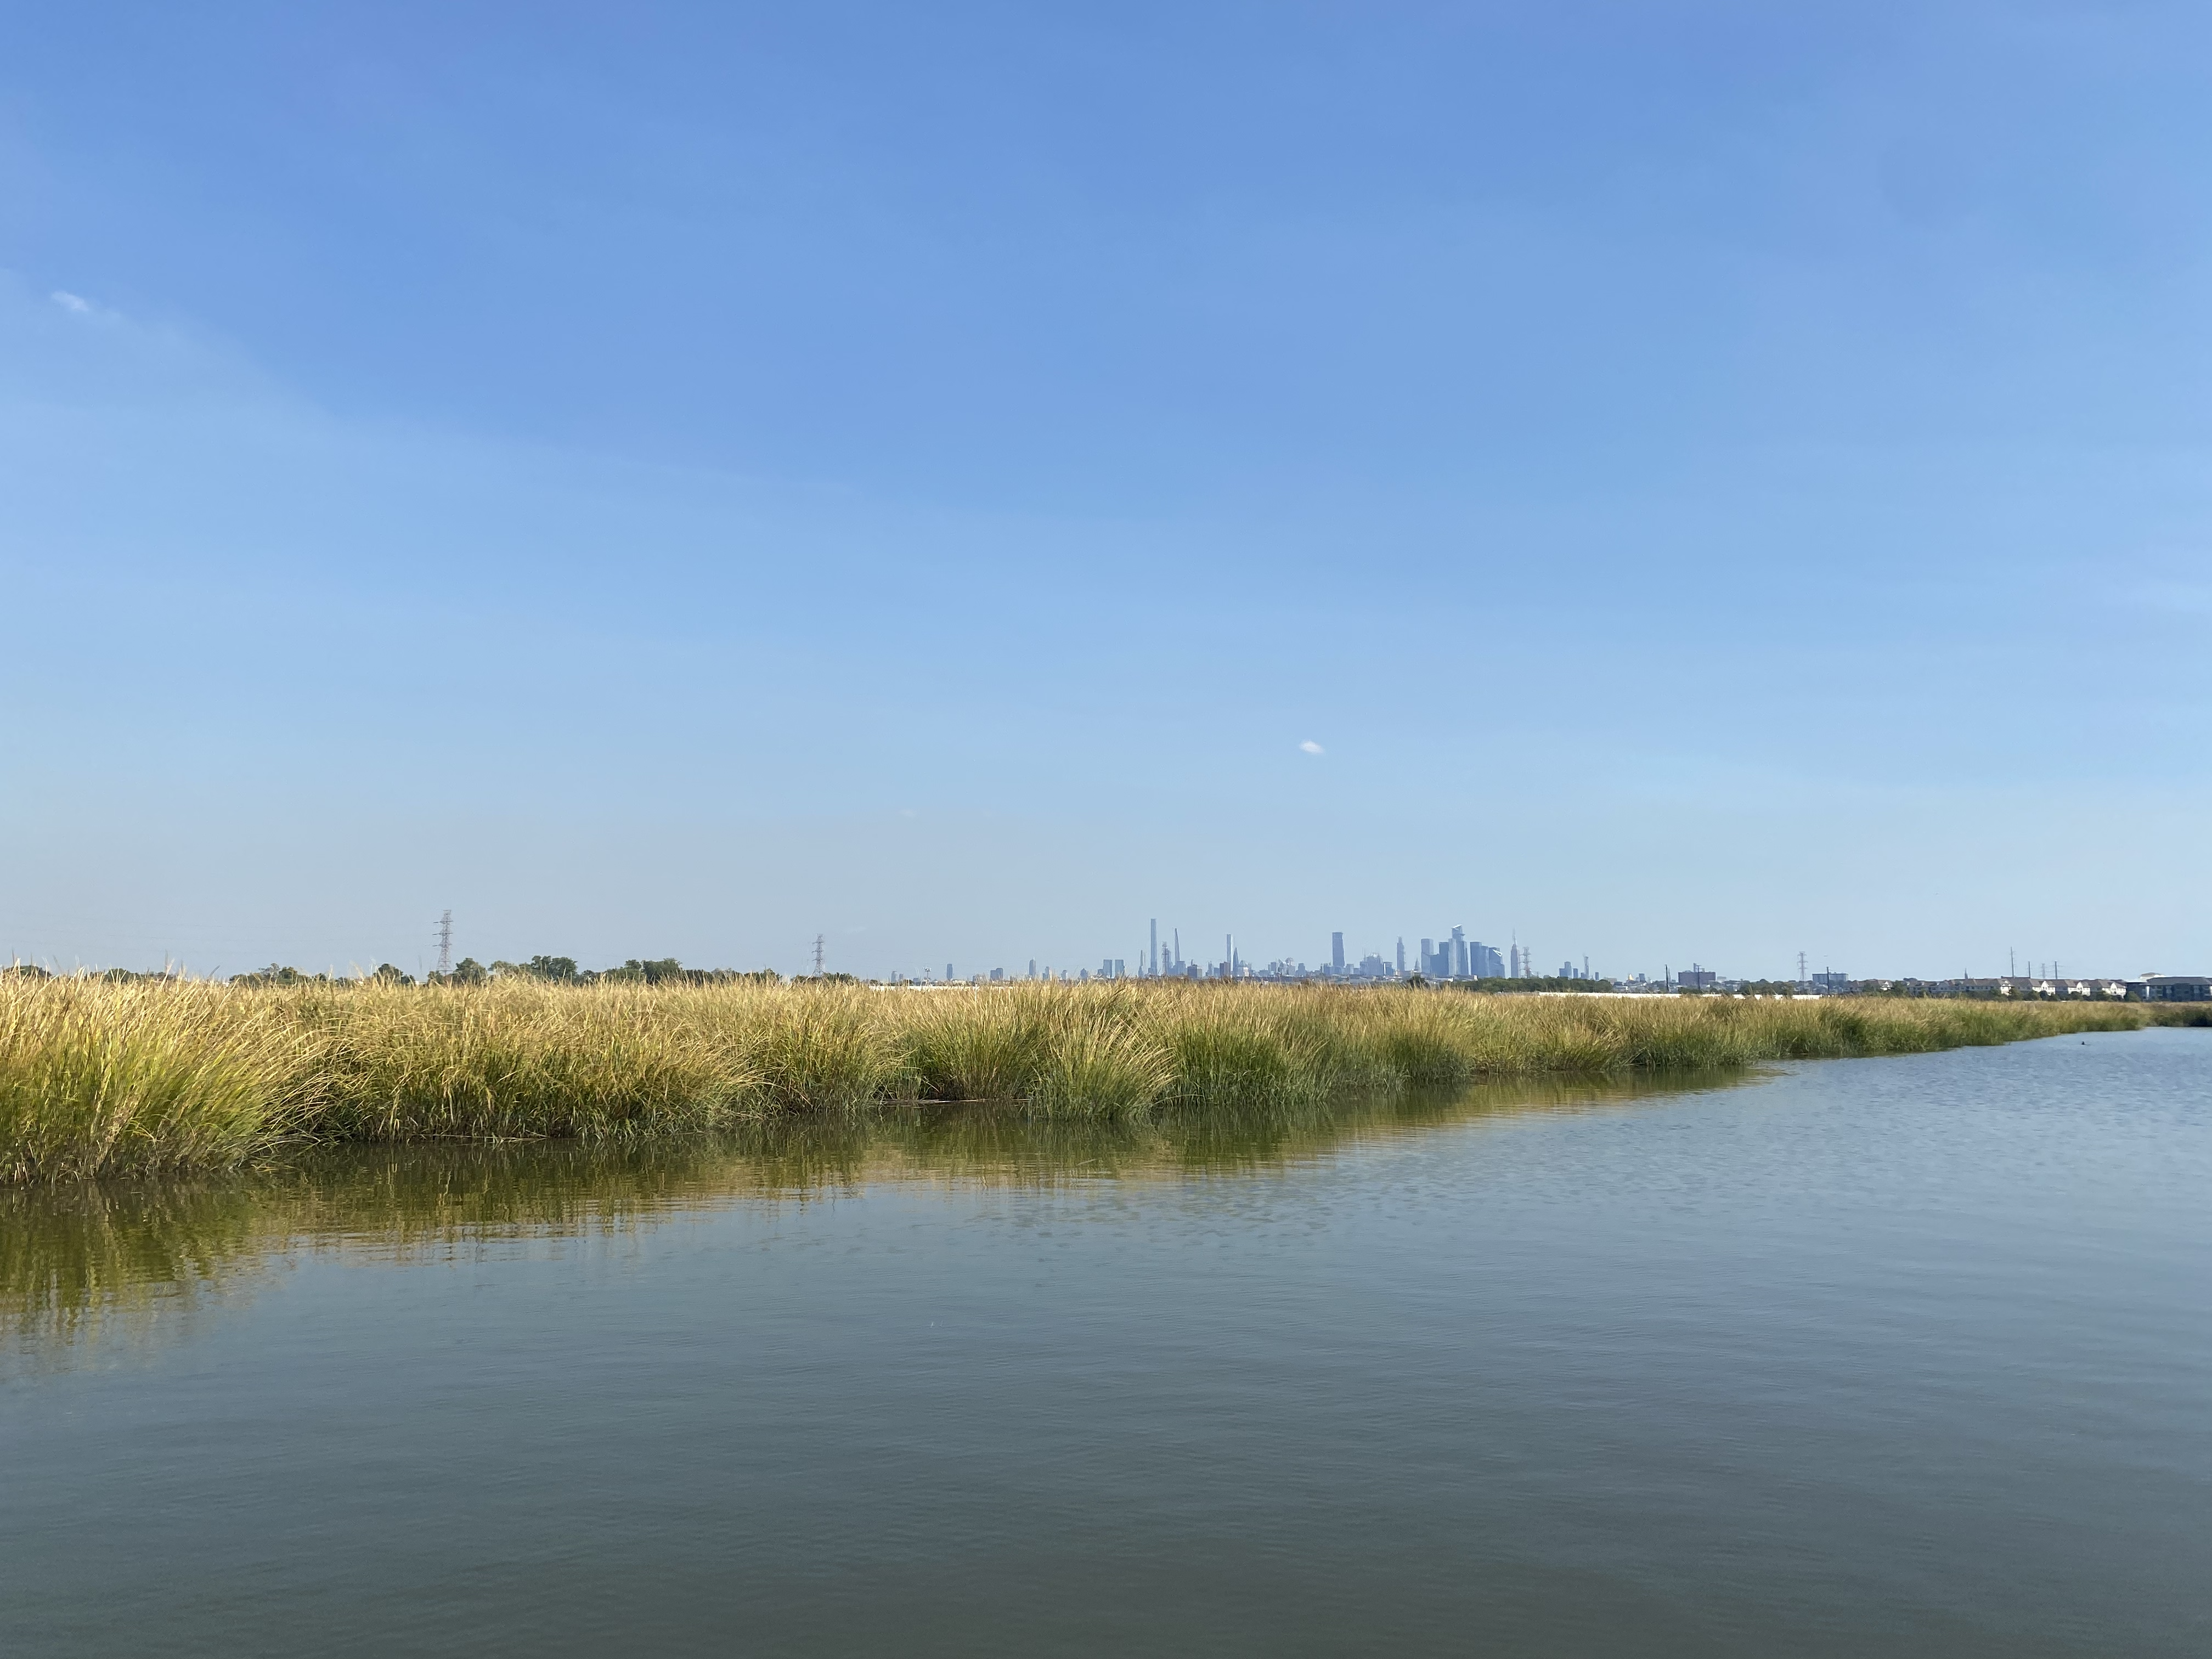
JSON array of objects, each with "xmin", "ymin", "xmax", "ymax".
[{"xmin": 0, "ymin": 975, "xmax": 2175, "ymax": 1182}]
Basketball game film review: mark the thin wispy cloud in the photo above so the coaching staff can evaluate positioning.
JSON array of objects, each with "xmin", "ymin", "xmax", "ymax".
[
  {"xmin": 1299, "ymin": 740, "xmax": 1324, "ymax": 755},
  {"xmin": 50, "ymin": 290, "xmax": 94, "ymax": 314}
]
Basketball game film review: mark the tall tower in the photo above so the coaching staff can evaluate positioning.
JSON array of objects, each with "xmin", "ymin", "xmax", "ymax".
[
  {"xmin": 435, "ymin": 910, "xmax": 453, "ymax": 975},
  {"xmin": 1149, "ymin": 918, "xmax": 1158, "ymax": 977},
  {"xmin": 1331, "ymin": 931, "xmax": 1345, "ymax": 974}
]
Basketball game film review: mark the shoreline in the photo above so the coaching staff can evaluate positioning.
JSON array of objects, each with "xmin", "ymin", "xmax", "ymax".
[{"xmin": 3, "ymin": 978, "xmax": 2196, "ymax": 1184}]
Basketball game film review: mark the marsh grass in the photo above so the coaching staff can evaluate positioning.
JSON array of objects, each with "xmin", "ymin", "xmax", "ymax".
[
  {"xmin": 0, "ymin": 978, "xmax": 320, "ymax": 1183},
  {"xmin": 0, "ymin": 977, "xmax": 2164, "ymax": 1181},
  {"xmin": 306, "ymin": 983, "xmax": 768, "ymax": 1142}
]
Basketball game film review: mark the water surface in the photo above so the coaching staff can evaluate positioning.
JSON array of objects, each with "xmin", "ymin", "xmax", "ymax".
[{"xmin": 4, "ymin": 1033, "xmax": 2207, "ymax": 1656}]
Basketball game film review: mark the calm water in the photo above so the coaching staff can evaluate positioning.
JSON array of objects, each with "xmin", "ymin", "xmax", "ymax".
[{"xmin": 4, "ymin": 1031, "xmax": 2207, "ymax": 1657}]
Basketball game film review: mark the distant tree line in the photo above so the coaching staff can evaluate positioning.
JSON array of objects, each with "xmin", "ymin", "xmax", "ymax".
[
  {"xmin": 5, "ymin": 963, "xmax": 182, "ymax": 984},
  {"xmin": 5, "ymin": 957, "xmax": 783, "ymax": 988},
  {"xmin": 416, "ymin": 956, "xmax": 782, "ymax": 988}
]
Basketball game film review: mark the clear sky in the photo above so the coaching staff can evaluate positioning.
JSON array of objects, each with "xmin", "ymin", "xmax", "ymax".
[{"xmin": 3, "ymin": 1, "xmax": 2207, "ymax": 982}]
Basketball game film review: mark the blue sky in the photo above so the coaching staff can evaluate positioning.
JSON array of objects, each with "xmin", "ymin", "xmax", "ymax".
[{"xmin": 3, "ymin": 1, "xmax": 2207, "ymax": 980}]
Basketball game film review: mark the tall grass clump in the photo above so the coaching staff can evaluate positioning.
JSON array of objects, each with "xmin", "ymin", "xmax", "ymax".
[
  {"xmin": 896, "ymin": 986, "xmax": 1050, "ymax": 1103},
  {"xmin": 1026, "ymin": 992, "xmax": 1176, "ymax": 1118},
  {"xmin": 744, "ymin": 983, "xmax": 901, "ymax": 1109},
  {"xmin": 309, "ymin": 982, "xmax": 765, "ymax": 1141},
  {"xmin": 0, "ymin": 979, "xmax": 314, "ymax": 1182}
]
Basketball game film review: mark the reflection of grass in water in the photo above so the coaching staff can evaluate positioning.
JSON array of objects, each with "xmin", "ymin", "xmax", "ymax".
[
  {"xmin": 1, "ymin": 1177, "xmax": 278, "ymax": 1361},
  {"xmin": 2, "ymin": 1071, "xmax": 1746, "ymax": 1358},
  {"xmin": 1149, "ymin": 1069, "xmax": 1746, "ymax": 1177},
  {"xmin": 2, "ymin": 977, "xmax": 2165, "ymax": 1182}
]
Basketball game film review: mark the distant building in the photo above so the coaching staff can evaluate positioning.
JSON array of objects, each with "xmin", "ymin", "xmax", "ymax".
[
  {"xmin": 2060, "ymin": 978, "xmax": 2129, "ymax": 998},
  {"xmin": 1331, "ymin": 932, "xmax": 1346, "ymax": 973},
  {"xmin": 1472, "ymin": 944, "xmax": 1504, "ymax": 978},
  {"xmin": 1678, "ymin": 968, "xmax": 1718, "ymax": 990},
  {"xmin": 2132, "ymin": 974, "xmax": 2210, "ymax": 1002},
  {"xmin": 1810, "ymin": 972, "xmax": 1848, "ymax": 991}
]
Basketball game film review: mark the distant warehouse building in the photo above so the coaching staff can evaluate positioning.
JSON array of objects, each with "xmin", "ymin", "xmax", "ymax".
[{"xmin": 2130, "ymin": 974, "xmax": 2211, "ymax": 1002}]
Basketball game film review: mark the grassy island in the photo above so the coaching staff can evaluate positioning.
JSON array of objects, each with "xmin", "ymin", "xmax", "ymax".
[{"xmin": 0, "ymin": 976, "xmax": 2187, "ymax": 1183}]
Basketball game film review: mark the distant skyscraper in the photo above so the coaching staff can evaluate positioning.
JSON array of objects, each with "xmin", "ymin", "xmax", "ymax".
[
  {"xmin": 1419, "ymin": 938, "xmax": 1435, "ymax": 976},
  {"xmin": 1396, "ymin": 938, "xmax": 1406, "ymax": 973},
  {"xmin": 1450, "ymin": 927, "xmax": 1466, "ymax": 979},
  {"xmin": 1149, "ymin": 919, "xmax": 1158, "ymax": 977},
  {"xmin": 1331, "ymin": 932, "xmax": 1345, "ymax": 973}
]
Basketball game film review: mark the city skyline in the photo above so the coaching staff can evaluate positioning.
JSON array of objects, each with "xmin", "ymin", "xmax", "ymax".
[{"xmin": 61, "ymin": 905, "xmax": 2160, "ymax": 992}]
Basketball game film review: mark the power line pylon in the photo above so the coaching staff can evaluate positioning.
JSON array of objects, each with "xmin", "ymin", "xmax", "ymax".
[
  {"xmin": 812, "ymin": 934, "xmax": 826, "ymax": 978},
  {"xmin": 436, "ymin": 910, "xmax": 453, "ymax": 975}
]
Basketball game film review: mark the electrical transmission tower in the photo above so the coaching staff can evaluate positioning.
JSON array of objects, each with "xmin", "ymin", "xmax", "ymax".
[
  {"xmin": 436, "ymin": 910, "xmax": 453, "ymax": 975},
  {"xmin": 1798, "ymin": 950, "xmax": 1807, "ymax": 985},
  {"xmin": 812, "ymin": 934, "xmax": 826, "ymax": 978}
]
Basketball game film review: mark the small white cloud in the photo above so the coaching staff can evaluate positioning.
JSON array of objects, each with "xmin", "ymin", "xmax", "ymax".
[
  {"xmin": 50, "ymin": 290, "xmax": 93, "ymax": 314},
  {"xmin": 1299, "ymin": 740, "xmax": 1324, "ymax": 755},
  {"xmin": 898, "ymin": 808, "xmax": 918, "ymax": 817}
]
